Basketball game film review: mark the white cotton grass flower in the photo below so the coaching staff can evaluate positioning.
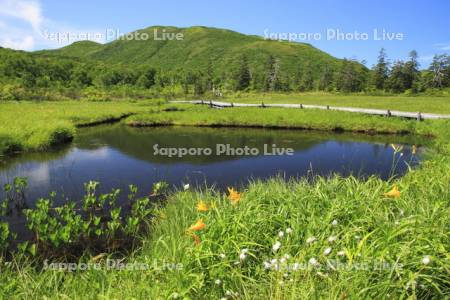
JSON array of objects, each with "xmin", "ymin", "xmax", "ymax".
[
  {"xmin": 309, "ymin": 257, "xmax": 319, "ymax": 266},
  {"xmin": 215, "ymin": 279, "xmax": 222, "ymax": 285},
  {"xmin": 337, "ymin": 250, "xmax": 346, "ymax": 257},
  {"xmin": 219, "ymin": 253, "xmax": 226, "ymax": 259},
  {"xmin": 241, "ymin": 248, "xmax": 248, "ymax": 254},
  {"xmin": 278, "ymin": 231, "xmax": 285, "ymax": 238},
  {"xmin": 422, "ymin": 255, "xmax": 431, "ymax": 265},
  {"xmin": 406, "ymin": 280, "xmax": 417, "ymax": 290},
  {"xmin": 292, "ymin": 262, "xmax": 300, "ymax": 271},
  {"xmin": 327, "ymin": 235, "xmax": 337, "ymax": 243},
  {"xmin": 183, "ymin": 183, "xmax": 190, "ymax": 190},
  {"xmin": 269, "ymin": 259, "xmax": 279, "ymax": 269},
  {"xmin": 272, "ymin": 262, "xmax": 280, "ymax": 271},
  {"xmin": 272, "ymin": 241, "xmax": 281, "ymax": 252},
  {"xmin": 280, "ymin": 257, "xmax": 286, "ymax": 264},
  {"xmin": 306, "ymin": 236, "xmax": 316, "ymax": 244},
  {"xmin": 283, "ymin": 253, "xmax": 291, "ymax": 260},
  {"xmin": 239, "ymin": 253, "xmax": 247, "ymax": 261},
  {"xmin": 263, "ymin": 261, "xmax": 271, "ymax": 269},
  {"xmin": 323, "ymin": 247, "xmax": 332, "ymax": 256},
  {"xmin": 355, "ymin": 235, "xmax": 361, "ymax": 240},
  {"xmin": 331, "ymin": 220, "xmax": 338, "ymax": 226},
  {"xmin": 286, "ymin": 227, "xmax": 293, "ymax": 234},
  {"xmin": 316, "ymin": 271, "xmax": 329, "ymax": 278},
  {"xmin": 225, "ymin": 291, "xmax": 232, "ymax": 296}
]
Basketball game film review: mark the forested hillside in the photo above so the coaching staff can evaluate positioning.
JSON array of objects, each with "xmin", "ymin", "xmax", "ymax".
[{"xmin": 0, "ymin": 26, "xmax": 449, "ymax": 101}]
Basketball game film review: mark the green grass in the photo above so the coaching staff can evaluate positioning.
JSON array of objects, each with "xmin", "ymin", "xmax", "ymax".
[
  {"xmin": 127, "ymin": 104, "xmax": 448, "ymax": 137},
  {"xmin": 1, "ymin": 94, "xmax": 448, "ymax": 157},
  {"xmin": 1, "ymin": 149, "xmax": 448, "ymax": 299},
  {"xmin": 0, "ymin": 100, "xmax": 157, "ymax": 156},
  {"xmin": 0, "ymin": 99, "xmax": 449, "ymax": 298},
  {"xmin": 224, "ymin": 92, "xmax": 450, "ymax": 114}
]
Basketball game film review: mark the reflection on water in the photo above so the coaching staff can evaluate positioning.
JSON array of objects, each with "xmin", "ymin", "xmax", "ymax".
[{"xmin": 0, "ymin": 124, "xmax": 424, "ymax": 204}]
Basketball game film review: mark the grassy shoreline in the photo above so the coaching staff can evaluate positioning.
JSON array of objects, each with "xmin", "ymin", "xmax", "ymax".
[
  {"xmin": 127, "ymin": 104, "xmax": 448, "ymax": 137},
  {"xmin": 1, "ymin": 99, "xmax": 448, "ymax": 157},
  {"xmin": 0, "ymin": 101, "xmax": 156, "ymax": 156}
]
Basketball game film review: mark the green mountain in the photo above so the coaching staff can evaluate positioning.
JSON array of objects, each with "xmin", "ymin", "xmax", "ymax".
[
  {"xmin": 0, "ymin": 26, "xmax": 370, "ymax": 98},
  {"xmin": 41, "ymin": 40, "xmax": 103, "ymax": 58},
  {"xmin": 37, "ymin": 26, "xmax": 359, "ymax": 77}
]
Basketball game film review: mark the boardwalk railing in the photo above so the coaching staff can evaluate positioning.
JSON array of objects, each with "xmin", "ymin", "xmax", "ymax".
[{"xmin": 170, "ymin": 100, "xmax": 450, "ymax": 120}]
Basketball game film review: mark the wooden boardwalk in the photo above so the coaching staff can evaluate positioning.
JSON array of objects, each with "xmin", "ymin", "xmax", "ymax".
[{"xmin": 170, "ymin": 100, "xmax": 450, "ymax": 120}]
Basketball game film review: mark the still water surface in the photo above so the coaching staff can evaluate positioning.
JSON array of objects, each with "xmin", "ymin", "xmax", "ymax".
[{"xmin": 0, "ymin": 124, "xmax": 422, "ymax": 204}]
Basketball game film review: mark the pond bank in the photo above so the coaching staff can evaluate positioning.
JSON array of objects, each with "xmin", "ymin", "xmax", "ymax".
[
  {"xmin": 0, "ymin": 101, "xmax": 153, "ymax": 157},
  {"xmin": 1, "ymin": 101, "xmax": 440, "ymax": 158},
  {"xmin": 126, "ymin": 104, "xmax": 445, "ymax": 137},
  {"xmin": 75, "ymin": 113, "xmax": 135, "ymax": 127}
]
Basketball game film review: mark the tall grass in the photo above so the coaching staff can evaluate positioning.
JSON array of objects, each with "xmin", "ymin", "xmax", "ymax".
[
  {"xmin": 0, "ymin": 101, "xmax": 156, "ymax": 155},
  {"xmin": 127, "ymin": 104, "xmax": 449, "ymax": 136},
  {"xmin": 1, "ymin": 146, "xmax": 448, "ymax": 299}
]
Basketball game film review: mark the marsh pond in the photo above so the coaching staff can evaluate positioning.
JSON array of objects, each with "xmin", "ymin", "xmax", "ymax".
[{"xmin": 0, "ymin": 124, "xmax": 423, "ymax": 203}]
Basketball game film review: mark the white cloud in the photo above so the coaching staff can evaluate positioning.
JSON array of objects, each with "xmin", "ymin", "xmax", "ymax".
[
  {"xmin": 0, "ymin": 0, "xmax": 108, "ymax": 50},
  {"xmin": 0, "ymin": 0, "xmax": 43, "ymax": 50},
  {"xmin": 1, "ymin": 35, "xmax": 34, "ymax": 50},
  {"xmin": 433, "ymin": 43, "xmax": 450, "ymax": 51},
  {"xmin": 0, "ymin": 0, "xmax": 43, "ymax": 32}
]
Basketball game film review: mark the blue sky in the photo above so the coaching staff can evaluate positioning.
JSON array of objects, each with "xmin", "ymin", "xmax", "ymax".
[{"xmin": 0, "ymin": 0, "xmax": 449, "ymax": 67}]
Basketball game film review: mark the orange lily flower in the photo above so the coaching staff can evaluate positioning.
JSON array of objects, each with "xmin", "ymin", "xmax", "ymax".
[
  {"xmin": 227, "ymin": 187, "xmax": 241, "ymax": 205},
  {"xmin": 196, "ymin": 200, "xmax": 209, "ymax": 212},
  {"xmin": 188, "ymin": 219, "xmax": 206, "ymax": 231},
  {"xmin": 384, "ymin": 186, "xmax": 401, "ymax": 198}
]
